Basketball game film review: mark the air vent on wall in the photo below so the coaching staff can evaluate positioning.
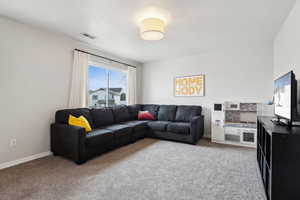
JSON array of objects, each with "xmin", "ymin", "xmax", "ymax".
[{"xmin": 81, "ymin": 33, "xmax": 96, "ymax": 39}]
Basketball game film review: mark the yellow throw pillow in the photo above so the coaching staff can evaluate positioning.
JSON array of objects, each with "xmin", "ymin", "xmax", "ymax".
[{"xmin": 68, "ymin": 115, "xmax": 92, "ymax": 132}]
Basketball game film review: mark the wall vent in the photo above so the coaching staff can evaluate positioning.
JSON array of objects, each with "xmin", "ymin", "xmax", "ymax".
[{"xmin": 81, "ymin": 33, "xmax": 96, "ymax": 39}]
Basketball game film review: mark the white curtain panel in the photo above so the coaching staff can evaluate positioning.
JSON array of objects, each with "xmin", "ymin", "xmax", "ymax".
[
  {"xmin": 68, "ymin": 51, "xmax": 89, "ymax": 108},
  {"xmin": 128, "ymin": 66, "xmax": 137, "ymax": 105}
]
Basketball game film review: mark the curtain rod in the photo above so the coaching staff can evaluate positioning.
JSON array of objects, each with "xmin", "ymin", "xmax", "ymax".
[{"xmin": 74, "ymin": 48, "xmax": 137, "ymax": 68}]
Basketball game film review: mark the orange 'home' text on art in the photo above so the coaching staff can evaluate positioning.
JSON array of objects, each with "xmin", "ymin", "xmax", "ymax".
[{"xmin": 174, "ymin": 75, "xmax": 204, "ymax": 97}]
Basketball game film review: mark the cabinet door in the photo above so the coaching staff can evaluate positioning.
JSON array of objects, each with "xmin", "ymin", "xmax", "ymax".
[
  {"xmin": 212, "ymin": 111, "xmax": 225, "ymax": 141},
  {"xmin": 212, "ymin": 119, "xmax": 224, "ymax": 141},
  {"xmin": 241, "ymin": 129, "xmax": 257, "ymax": 145}
]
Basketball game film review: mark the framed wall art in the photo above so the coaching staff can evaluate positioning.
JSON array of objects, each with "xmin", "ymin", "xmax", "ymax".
[{"xmin": 174, "ymin": 74, "xmax": 205, "ymax": 97}]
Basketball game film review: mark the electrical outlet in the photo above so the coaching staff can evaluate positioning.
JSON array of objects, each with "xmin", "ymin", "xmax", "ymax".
[{"xmin": 10, "ymin": 139, "xmax": 17, "ymax": 147}]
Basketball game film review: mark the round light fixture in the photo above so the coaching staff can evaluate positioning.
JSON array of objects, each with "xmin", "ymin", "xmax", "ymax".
[{"xmin": 140, "ymin": 18, "xmax": 165, "ymax": 40}]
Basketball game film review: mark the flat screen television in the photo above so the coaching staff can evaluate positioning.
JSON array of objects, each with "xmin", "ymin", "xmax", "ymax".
[{"xmin": 274, "ymin": 71, "xmax": 298, "ymax": 125}]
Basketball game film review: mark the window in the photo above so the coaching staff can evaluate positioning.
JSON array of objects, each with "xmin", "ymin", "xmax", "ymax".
[
  {"xmin": 120, "ymin": 93, "xmax": 126, "ymax": 101},
  {"xmin": 88, "ymin": 64, "xmax": 127, "ymax": 108},
  {"xmin": 92, "ymin": 95, "xmax": 98, "ymax": 100}
]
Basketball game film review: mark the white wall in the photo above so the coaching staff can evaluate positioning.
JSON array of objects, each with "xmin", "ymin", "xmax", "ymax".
[
  {"xmin": 274, "ymin": 1, "xmax": 299, "ymax": 79},
  {"xmin": 142, "ymin": 44, "xmax": 274, "ymax": 137},
  {"xmin": 0, "ymin": 16, "xmax": 141, "ymax": 166},
  {"xmin": 274, "ymin": 0, "xmax": 300, "ymax": 114}
]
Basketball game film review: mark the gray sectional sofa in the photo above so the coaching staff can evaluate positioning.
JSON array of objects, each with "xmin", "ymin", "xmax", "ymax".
[{"xmin": 51, "ymin": 104, "xmax": 204, "ymax": 164}]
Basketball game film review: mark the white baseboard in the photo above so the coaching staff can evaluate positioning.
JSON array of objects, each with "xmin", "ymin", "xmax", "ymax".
[{"xmin": 0, "ymin": 151, "xmax": 52, "ymax": 170}]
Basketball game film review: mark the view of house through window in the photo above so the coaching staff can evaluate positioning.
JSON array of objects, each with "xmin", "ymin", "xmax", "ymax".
[{"xmin": 88, "ymin": 64, "xmax": 127, "ymax": 108}]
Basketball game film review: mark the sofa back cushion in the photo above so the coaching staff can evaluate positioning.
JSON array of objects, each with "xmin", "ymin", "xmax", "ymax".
[
  {"xmin": 127, "ymin": 104, "xmax": 141, "ymax": 120},
  {"xmin": 141, "ymin": 104, "xmax": 160, "ymax": 120},
  {"xmin": 157, "ymin": 105, "xmax": 177, "ymax": 121},
  {"xmin": 90, "ymin": 108, "xmax": 114, "ymax": 128},
  {"xmin": 55, "ymin": 108, "xmax": 94, "ymax": 128},
  {"xmin": 175, "ymin": 105, "xmax": 202, "ymax": 122},
  {"xmin": 112, "ymin": 105, "xmax": 130, "ymax": 123}
]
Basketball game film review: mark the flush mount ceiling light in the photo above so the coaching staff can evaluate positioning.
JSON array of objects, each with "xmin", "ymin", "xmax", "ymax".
[{"xmin": 140, "ymin": 18, "xmax": 165, "ymax": 40}]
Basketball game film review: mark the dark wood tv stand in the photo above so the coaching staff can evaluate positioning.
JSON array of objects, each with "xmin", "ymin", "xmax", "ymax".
[{"xmin": 257, "ymin": 116, "xmax": 300, "ymax": 200}]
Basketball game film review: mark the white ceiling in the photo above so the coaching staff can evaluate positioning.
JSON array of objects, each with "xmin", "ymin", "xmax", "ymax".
[{"xmin": 0, "ymin": 0, "xmax": 295, "ymax": 63}]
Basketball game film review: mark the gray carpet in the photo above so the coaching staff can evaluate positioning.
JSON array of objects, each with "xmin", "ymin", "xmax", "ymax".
[{"xmin": 0, "ymin": 139, "xmax": 266, "ymax": 200}]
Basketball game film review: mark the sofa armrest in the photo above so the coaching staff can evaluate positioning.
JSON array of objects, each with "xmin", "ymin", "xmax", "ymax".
[
  {"xmin": 190, "ymin": 115, "xmax": 205, "ymax": 144},
  {"xmin": 50, "ymin": 123, "xmax": 86, "ymax": 164}
]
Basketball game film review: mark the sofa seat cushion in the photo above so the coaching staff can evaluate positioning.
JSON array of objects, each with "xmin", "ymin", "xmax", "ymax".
[
  {"xmin": 102, "ymin": 124, "xmax": 132, "ymax": 137},
  {"xmin": 90, "ymin": 108, "xmax": 114, "ymax": 128},
  {"xmin": 86, "ymin": 129, "xmax": 114, "ymax": 147},
  {"xmin": 103, "ymin": 124, "xmax": 132, "ymax": 147},
  {"xmin": 167, "ymin": 122, "xmax": 190, "ymax": 135},
  {"xmin": 121, "ymin": 120, "xmax": 148, "ymax": 142},
  {"xmin": 148, "ymin": 121, "xmax": 170, "ymax": 131},
  {"xmin": 121, "ymin": 120, "xmax": 148, "ymax": 129}
]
